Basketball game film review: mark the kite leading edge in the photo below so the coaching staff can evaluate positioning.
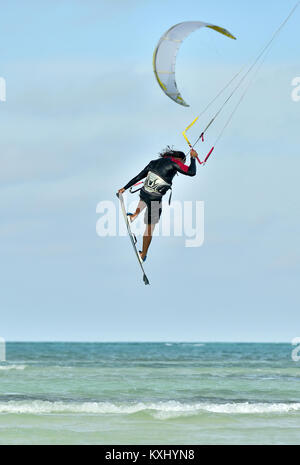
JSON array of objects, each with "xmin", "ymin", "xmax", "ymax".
[{"xmin": 153, "ymin": 21, "xmax": 236, "ymax": 108}]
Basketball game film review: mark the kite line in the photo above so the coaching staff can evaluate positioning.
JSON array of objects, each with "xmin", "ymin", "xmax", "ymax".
[{"xmin": 183, "ymin": 1, "xmax": 300, "ymax": 165}]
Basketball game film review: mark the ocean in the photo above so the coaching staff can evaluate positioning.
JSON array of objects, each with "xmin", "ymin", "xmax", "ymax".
[{"xmin": 0, "ymin": 342, "xmax": 299, "ymax": 445}]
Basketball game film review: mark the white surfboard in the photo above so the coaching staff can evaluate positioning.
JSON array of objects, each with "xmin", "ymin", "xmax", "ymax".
[{"xmin": 117, "ymin": 193, "xmax": 150, "ymax": 286}]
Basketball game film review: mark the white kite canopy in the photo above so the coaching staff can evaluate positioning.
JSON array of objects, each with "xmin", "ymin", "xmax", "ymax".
[{"xmin": 153, "ymin": 21, "xmax": 236, "ymax": 107}]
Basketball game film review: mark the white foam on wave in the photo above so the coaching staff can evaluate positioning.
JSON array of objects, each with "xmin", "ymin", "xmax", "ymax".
[
  {"xmin": 0, "ymin": 400, "xmax": 300, "ymax": 417},
  {"xmin": 0, "ymin": 365, "xmax": 27, "ymax": 371},
  {"xmin": 151, "ymin": 401, "xmax": 300, "ymax": 419}
]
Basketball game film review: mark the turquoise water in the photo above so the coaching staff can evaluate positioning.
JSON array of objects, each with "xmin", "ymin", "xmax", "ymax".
[{"xmin": 0, "ymin": 342, "xmax": 299, "ymax": 445}]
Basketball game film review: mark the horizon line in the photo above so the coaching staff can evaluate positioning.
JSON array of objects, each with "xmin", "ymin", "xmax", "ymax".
[{"xmin": 2, "ymin": 340, "xmax": 292, "ymax": 344}]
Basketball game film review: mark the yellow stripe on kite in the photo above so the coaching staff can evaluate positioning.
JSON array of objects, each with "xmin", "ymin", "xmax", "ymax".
[
  {"xmin": 153, "ymin": 47, "xmax": 167, "ymax": 92},
  {"xmin": 206, "ymin": 25, "xmax": 237, "ymax": 40}
]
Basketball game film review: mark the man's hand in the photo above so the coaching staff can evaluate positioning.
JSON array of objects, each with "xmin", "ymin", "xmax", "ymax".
[
  {"xmin": 118, "ymin": 188, "xmax": 125, "ymax": 195},
  {"xmin": 190, "ymin": 149, "xmax": 198, "ymax": 158}
]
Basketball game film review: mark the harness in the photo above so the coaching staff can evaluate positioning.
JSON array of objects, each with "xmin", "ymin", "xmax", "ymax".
[
  {"xmin": 129, "ymin": 158, "xmax": 192, "ymax": 205},
  {"xmin": 130, "ymin": 171, "xmax": 173, "ymax": 205}
]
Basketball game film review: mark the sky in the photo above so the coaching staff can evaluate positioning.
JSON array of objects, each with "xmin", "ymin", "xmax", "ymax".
[{"xmin": 0, "ymin": 0, "xmax": 299, "ymax": 342}]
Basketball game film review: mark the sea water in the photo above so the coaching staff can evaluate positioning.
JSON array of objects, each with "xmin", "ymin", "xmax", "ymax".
[{"xmin": 0, "ymin": 342, "xmax": 299, "ymax": 445}]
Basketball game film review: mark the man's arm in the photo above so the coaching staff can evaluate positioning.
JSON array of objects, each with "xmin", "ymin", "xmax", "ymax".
[
  {"xmin": 120, "ymin": 164, "xmax": 150, "ymax": 193},
  {"xmin": 172, "ymin": 149, "xmax": 198, "ymax": 177},
  {"xmin": 176, "ymin": 157, "xmax": 196, "ymax": 176}
]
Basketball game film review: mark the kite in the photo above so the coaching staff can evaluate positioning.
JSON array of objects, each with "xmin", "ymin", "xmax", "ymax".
[{"xmin": 153, "ymin": 21, "xmax": 236, "ymax": 107}]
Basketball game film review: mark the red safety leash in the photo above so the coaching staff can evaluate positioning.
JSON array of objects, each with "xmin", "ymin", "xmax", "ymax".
[{"xmin": 196, "ymin": 131, "xmax": 215, "ymax": 165}]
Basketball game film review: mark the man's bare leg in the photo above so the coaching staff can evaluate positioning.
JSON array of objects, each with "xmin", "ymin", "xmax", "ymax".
[
  {"xmin": 129, "ymin": 200, "xmax": 146, "ymax": 222},
  {"xmin": 140, "ymin": 224, "xmax": 156, "ymax": 260}
]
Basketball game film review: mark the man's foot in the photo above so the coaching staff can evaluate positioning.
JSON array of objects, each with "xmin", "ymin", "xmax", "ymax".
[
  {"xmin": 127, "ymin": 213, "xmax": 136, "ymax": 223},
  {"xmin": 139, "ymin": 251, "xmax": 147, "ymax": 263}
]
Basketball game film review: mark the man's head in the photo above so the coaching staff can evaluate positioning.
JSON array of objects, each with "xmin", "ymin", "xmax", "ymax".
[{"xmin": 159, "ymin": 146, "xmax": 186, "ymax": 163}]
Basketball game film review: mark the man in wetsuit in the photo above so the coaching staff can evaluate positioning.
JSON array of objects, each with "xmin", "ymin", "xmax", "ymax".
[{"xmin": 118, "ymin": 147, "xmax": 198, "ymax": 262}]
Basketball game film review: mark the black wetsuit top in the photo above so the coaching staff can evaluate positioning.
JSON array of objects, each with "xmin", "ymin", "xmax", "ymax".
[{"xmin": 124, "ymin": 157, "xmax": 196, "ymax": 200}]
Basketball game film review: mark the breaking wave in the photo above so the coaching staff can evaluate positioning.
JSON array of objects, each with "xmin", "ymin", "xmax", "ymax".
[
  {"xmin": 0, "ymin": 400, "xmax": 300, "ymax": 418},
  {"xmin": 0, "ymin": 365, "xmax": 27, "ymax": 371}
]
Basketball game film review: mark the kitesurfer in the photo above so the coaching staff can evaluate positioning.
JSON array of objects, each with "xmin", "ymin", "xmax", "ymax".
[{"xmin": 118, "ymin": 147, "xmax": 198, "ymax": 262}]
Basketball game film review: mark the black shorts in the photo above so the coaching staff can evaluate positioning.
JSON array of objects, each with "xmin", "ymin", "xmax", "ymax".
[{"xmin": 140, "ymin": 189, "xmax": 162, "ymax": 225}]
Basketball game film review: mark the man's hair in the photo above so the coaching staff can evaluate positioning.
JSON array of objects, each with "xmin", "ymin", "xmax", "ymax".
[{"xmin": 159, "ymin": 146, "xmax": 186, "ymax": 162}]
